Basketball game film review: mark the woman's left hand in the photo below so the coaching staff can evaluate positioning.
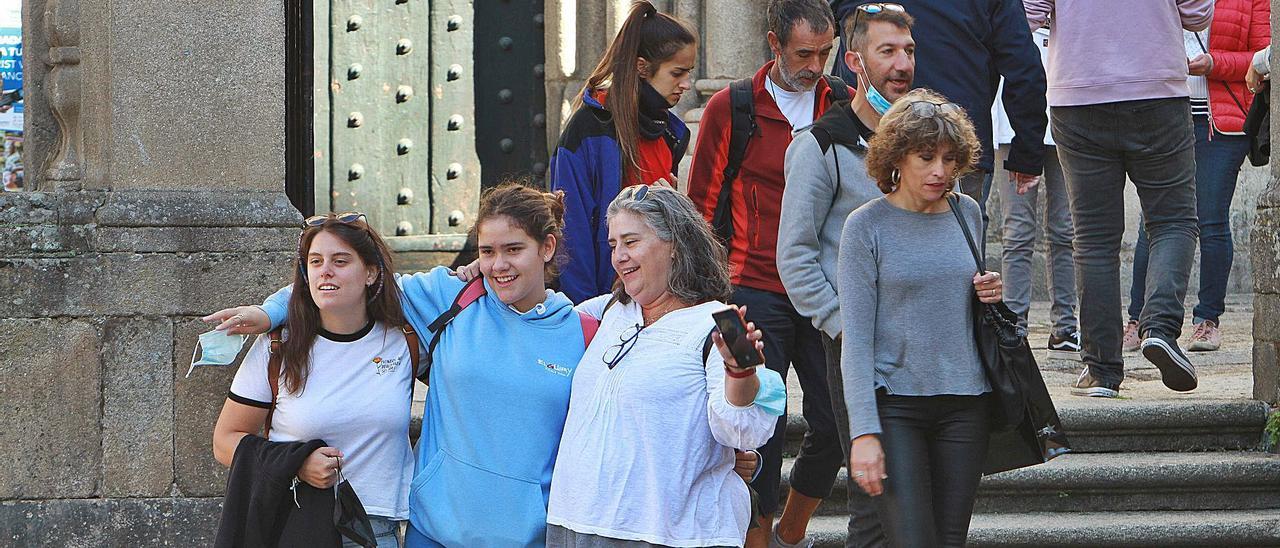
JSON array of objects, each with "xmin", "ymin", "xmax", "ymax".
[
  {"xmin": 711, "ymin": 305, "xmax": 765, "ymax": 370},
  {"xmin": 973, "ymin": 271, "xmax": 1003, "ymax": 304}
]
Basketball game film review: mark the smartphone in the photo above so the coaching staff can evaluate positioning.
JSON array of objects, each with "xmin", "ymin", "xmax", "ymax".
[{"xmin": 712, "ymin": 308, "xmax": 765, "ymax": 368}]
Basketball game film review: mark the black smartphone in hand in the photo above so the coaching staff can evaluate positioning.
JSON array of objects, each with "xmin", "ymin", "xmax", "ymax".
[{"xmin": 712, "ymin": 307, "xmax": 765, "ymax": 368}]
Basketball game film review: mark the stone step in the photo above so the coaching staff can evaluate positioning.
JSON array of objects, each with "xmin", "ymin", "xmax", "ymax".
[
  {"xmin": 778, "ymin": 451, "xmax": 1280, "ymax": 515},
  {"xmin": 782, "ymin": 398, "xmax": 1269, "ymax": 455},
  {"xmin": 804, "ymin": 510, "xmax": 1280, "ymax": 547}
]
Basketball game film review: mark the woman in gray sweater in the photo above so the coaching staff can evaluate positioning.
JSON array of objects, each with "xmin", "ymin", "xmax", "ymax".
[{"xmin": 837, "ymin": 88, "xmax": 1004, "ymax": 547}]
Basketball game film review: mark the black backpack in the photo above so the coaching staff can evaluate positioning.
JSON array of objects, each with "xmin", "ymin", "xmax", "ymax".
[{"xmin": 709, "ymin": 74, "xmax": 851, "ymax": 245}]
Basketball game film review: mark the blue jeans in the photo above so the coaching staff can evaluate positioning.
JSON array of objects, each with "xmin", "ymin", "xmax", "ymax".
[
  {"xmin": 999, "ymin": 146, "xmax": 1077, "ymax": 333},
  {"xmin": 1129, "ymin": 115, "xmax": 1249, "ymax": 325},
  {"xmin": 344, "ymin": 516, "xmax": 403, "ymax": 548},
  {"xmin": 1052, "ymin": 98, "xmax": 1198, "ymax": 386}
]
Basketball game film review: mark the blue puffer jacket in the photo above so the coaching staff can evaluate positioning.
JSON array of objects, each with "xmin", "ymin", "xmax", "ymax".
[{"xmin": 549, "ymin": 87, "xmax": 689, "ymax": 303}]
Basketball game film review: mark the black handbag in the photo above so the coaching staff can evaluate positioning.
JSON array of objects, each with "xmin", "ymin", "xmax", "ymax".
[
  {"xmin": 947, "ymin": 195, "xmax": 1071, "ymax": 475},
  {"xmin": 1243, "ymin": 81, "xmax": 1269, "ymax": 167}
]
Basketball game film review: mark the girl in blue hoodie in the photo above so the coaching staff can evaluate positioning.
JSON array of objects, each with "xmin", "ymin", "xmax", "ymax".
[{"xmin": 209, "ymin": 183, "xmax": 591, "ymax": 547}]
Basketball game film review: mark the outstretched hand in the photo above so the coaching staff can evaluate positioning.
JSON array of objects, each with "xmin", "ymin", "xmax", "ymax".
[{"xmin": 203, "ymin": 306, "xmax": 271, "ymax": 335}]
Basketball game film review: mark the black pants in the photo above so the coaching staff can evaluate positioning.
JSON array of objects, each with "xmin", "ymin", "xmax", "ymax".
[
  {"xmin": 875, "ymin": 392, "xmax": 989, "ymax": 548},
  {"xmin": 732, "ymin": 286, "xmax": 844, "ymax": 516},
  {"xmin": 822, "ymin": 334, "xmax": 886, "ymax": 547}
]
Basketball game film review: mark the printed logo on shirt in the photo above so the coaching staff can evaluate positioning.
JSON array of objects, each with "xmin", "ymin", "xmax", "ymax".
[
  {"xmin": 372, "ymin": 356, "xmax": 401, "ymax": 376},
  {"xmin": 537, "ymin": 358, "xmax": 572, "ymax": 377}
]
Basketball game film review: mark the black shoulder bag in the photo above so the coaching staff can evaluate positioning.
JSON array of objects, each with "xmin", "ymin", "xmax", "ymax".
[{"xmin": 947, "ymin": 194, "xmax": 1071, "ymax": 475}]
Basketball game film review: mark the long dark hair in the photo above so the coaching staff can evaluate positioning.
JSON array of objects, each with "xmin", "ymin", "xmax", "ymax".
[
  {"xmin": 281, "ymin": 216, "xmax": 406, "ymax": 394},
  {"xmin": 578, "ymin": 1, "xmax": 696, "ymax": 173},
  {"xmin": 469, "ymin": 180, "xmax": 568, "ymax": 280}
]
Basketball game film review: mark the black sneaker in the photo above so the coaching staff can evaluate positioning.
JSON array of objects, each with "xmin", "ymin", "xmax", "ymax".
[
  {"xmin": 1048, "ymin": 328, "xmax": 1082, "ymax": 361},
  {"xmin": 1140, "ymin": 334, "xmax": 1198, "ymax": 392},
  {"xmin": 1070, "ymin": 367, "xmax": 1119, "ymax": 398}
]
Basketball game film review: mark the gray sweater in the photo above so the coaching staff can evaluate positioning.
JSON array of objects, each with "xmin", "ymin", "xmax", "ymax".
[
  {"xmin": 837, "ymin": 195, "xmax": 991, "ymax": 440},
  {"xmin": 778, "ymin": 104, "xmax": 882, "ymax": 338}
]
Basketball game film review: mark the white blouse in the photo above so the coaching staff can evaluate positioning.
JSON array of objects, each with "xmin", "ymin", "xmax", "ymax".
[{"xmin": 547, "ymin": 297, "xmax": 778, "ymax": 547}]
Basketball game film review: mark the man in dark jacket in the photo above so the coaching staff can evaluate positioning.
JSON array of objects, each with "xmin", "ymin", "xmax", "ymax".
[
  {"xmin": 780, "ymin": 6, "xmax": 915, "ymax": 547},
  {"xmin": 687, "ymin": 1, "xmax": 851, "ymax": 545},
  {"xmin": 831, "ymin": 0, "xmax": 1047, "ymax": 233}
]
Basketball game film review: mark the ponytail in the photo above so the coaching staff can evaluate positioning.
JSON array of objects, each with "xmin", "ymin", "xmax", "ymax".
[{"xmin": 579, "ymin": 1, "xmax": 697, "ymax": 174}]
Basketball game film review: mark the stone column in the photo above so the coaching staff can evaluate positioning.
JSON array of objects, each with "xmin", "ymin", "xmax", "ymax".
[
  {"xmin": 1252, "ymin": 0, "xmax": 1280, "ymax": 404},
  {"xmin": 0, "ymin": 0, "xmax": 298, "ymax": 543}
]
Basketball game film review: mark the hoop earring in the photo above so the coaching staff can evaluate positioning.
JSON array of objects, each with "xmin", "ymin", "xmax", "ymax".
[{"xmin": 890, "ymin": 168, "xmax": 901, "ymax": 185}]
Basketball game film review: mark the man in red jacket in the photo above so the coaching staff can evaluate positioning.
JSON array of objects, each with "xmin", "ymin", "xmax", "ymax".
[{"xmin": 687, "ymin": 1, "xmax": 851, "ymax": 545}]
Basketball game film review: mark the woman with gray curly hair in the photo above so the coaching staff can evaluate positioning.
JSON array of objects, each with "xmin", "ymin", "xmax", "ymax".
[
  {"xmin": 545, "ymin": 184, "xmax": 786, "ymax": 547},
  {"xmin": 838, "ymin": 88, "xmax": 1004, "ymax": 547}
]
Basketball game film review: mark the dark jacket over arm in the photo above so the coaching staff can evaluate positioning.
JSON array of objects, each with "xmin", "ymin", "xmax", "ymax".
[{"xmin": 215, "ymin": 435, "xmax": 338, "ymax": 548}]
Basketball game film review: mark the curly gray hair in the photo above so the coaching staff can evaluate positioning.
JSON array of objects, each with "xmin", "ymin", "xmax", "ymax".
[{"xmin": 606, "ymin": 185, "xmax": 732, "ymax": 305}]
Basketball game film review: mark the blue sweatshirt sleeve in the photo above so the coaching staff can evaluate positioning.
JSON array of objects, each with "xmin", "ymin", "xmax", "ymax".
[
  {"xmin": 549, "ymin": 144, "xmax": 601, "ymax": 304},
  {"xmin": 259, "ymin": 268, "xmax": 462, "ymax": 338},
  {"xmin": 262, "ymin": 286, "xmax": 291, "ymax": 329}
]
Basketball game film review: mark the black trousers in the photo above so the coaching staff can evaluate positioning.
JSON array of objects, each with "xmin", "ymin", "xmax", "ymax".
[
  {"xmin": 732, "ymin": 286, "xmax": 844, "ymax": 516},
  {"xmin": 875, "ymin": 392, "xmax": 990, "ymax": 548},
  {"xmin": 822, "ymin": 334, "xmax": 886, "ymax": 547}
]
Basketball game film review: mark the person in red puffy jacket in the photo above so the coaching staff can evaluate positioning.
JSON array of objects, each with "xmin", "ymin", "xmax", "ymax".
[{"xmin": 1126, "ymin": 0, "xmax": 1270, "ymax": 353}]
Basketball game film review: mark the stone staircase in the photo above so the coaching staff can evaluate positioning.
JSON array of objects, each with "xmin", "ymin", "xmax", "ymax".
[{"xmin": 779, "ymin": 398, "xmax": 1280, "ymax": 547}]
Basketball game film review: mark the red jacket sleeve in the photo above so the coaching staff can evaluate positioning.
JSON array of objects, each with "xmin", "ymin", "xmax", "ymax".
[
  {"xmin": 1209, "ymin": 0, "xmax": 1272, "ymax": 81},
  {"xmin": 686, "ymin": 88, "xmax": 733, "ymax": 224}
]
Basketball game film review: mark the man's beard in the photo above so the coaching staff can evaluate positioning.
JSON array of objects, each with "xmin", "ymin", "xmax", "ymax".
[{"xmin": 779, "ymin": 61, "xmax": 819, "ymax": 91}]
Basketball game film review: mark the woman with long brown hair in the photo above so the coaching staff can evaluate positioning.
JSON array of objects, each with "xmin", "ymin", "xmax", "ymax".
[
  {"xmin": 550, "ymin": 0, "xmax": 698, "ymax": 304},
  {"xmin": 213, "ymin": 213, "xmax": 411, "ymax": 547}
]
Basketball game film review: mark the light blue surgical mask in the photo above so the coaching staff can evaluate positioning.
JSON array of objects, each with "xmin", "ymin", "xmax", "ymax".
[
  {"xmin": 186, "ymin": 329, "xmax": 248, "ymax": 378},
  {"xmin": 856, "ymin": 52, "xmax": 894, "ymax": 115},
  {"xmin": 752, "ymin": 368, "xmax": 788, "ymax": 417}
]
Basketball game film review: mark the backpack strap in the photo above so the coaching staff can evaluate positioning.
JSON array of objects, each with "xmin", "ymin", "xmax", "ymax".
[
  {"xmin": 712, "ymin": 78, "xmax": 757, "ymax": 246},
  {"xmin": 578, "ymin": 311, "xmax": 600, "ymax": 347},
  {"xmin": 823, "ymin": 74, "xmax": 851, "ymax": 103},
  {"xmin": 701, "ymin": 329, "xmax": 716, "ymax": 367},
  {"xmin": 403, "ymin": 323, "xmax": 421, "ymax": 399},
  {"xmin": 263, "ymin": 327, "xmax": 285, "ymax": 438},
  {"xmin": 419, "ymin": 277, "xmax": 488, "ymax": 384}
]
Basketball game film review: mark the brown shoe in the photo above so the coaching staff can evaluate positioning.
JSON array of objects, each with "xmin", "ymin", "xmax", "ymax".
[
  {"xmin": 1122, "ymin": 320, "xmax": 1140, "ymax": 353},
  {"xmin": 1187, "ymin": 320, "xmax": 1222, "ymax": 352},
  {"xmin": 1070, "ymin": 368, "xmax": 1119, "ymax": 398}
]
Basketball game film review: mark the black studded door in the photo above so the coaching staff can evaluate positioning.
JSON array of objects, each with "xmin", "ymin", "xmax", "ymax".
[{"xmin": 473, "ymin": 0, "xmax": 548, "ymax": 189}]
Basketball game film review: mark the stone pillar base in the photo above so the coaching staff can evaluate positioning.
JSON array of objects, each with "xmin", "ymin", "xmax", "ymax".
[{"xmin": 1, "ymin": 190, "xmax": 298, "ymax": 545}]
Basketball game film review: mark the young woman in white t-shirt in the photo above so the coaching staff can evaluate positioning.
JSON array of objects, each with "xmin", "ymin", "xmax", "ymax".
[{"xmin": 212, "ymin": 213, "xmax": 413, "ymax": 548}]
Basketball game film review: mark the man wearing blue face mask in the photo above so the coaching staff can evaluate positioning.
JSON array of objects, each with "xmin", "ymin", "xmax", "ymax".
[
  {"xmin": 831, "ymin": 0, "xmax": 1048, "ymax": 238},
  {"xmin": 779, "ymin": 5, "xmax": 915, "ymax": 547}
]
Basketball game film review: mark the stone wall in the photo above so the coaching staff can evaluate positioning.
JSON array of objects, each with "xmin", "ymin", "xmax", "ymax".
[
  {"xmin": 1250, "ymin": 0, "xmax": 1280, "ymax": 404},
  {"xmin": 0, "ymin": 0, "xmax": 298, "ymax": 544}
]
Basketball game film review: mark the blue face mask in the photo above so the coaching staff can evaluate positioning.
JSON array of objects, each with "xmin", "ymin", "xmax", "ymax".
[
  {"xmin": 752, "ymin": 368, "xmax": 788, "ymax": 417},
  {"xmin": 186, "ymin": 329, "xmax": 248, "ymax": 378},
  {"xmin": 856, "ymin": 53, "xmax": 894, "ymax": 115}
]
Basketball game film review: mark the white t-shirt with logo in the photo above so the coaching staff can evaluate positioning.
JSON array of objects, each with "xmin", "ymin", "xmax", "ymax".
[
  {"xmin": 766, "ymin": 74, "xmax": 817, "ymax": 131},
  {"xmin": 229, "ymin": 321, "xmax": 414, "ymax": 519}
]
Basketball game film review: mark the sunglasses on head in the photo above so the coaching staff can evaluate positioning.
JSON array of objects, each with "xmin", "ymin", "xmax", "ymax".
[
  {"xmin": 851, "ymin": 3, "xmax": 906, "ymax": 31},
  {"xmin": 622, "ymin": 184, "xmax": 650, "ymax": 201},
  {"xmin": 908, "ymin": 100, "xmax": 962, "ymax": 118},
  {"xmin": 303, "ymin": 211, "xmax": 367, "ymax": 228}
]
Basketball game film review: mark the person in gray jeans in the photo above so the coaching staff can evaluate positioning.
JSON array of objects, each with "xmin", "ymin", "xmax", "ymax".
[
  {"xmin": 1026, "ymin": 0, "xmax": 1209, "ymax": 398},
  {"xmin": 993, "ymin": 27, "xmax": 1079, "ymax": 360}
]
